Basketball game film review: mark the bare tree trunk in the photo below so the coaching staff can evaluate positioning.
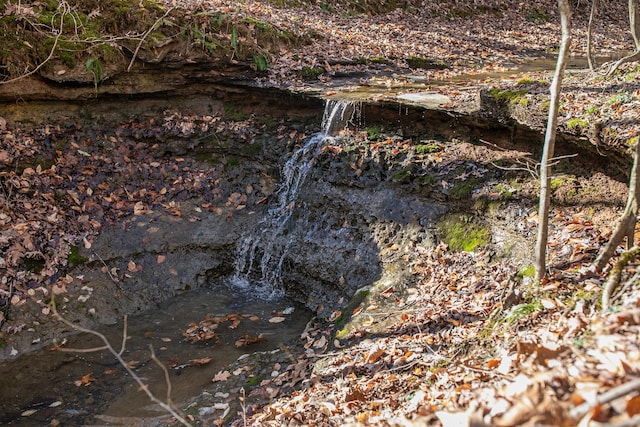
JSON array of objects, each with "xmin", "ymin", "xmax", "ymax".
[
  {"xmin": 594, "ymin": 141, "xmax": 640, "ymax": 271},
  {"xmin": 608, "ymin": 0, "xmax": 640, "ymax": 75},
  {"xmin": 535, "ymin": 0, "xmax": 572, "ymax": 284},
  {"xmin": 587, "ymin": 0, "xmax": 599, "ymax": 70},
  {"xmin": 631, "ymin": 0, "xmax": 640, "ymax": 49}
]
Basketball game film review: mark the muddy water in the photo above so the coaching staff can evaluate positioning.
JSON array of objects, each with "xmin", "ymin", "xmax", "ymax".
[{"xmin": 0, "ymin": 281, "xmax": 312, "ymax": 425}]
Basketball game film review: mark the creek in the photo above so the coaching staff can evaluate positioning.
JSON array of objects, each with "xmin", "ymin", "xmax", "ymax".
[
  {"xmin": 0, "ymin": 283, "xmax": 311, "ymax": 425},
  {"xmin": 0, "ymin": 99, "xmax": 362, "ymax": 425},
  {"xmin": 0, "ymin": 73, "xmax": 626, "ymax": 425}
]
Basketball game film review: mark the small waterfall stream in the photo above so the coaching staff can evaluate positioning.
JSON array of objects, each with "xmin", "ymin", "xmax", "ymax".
[{"xmin": 231, "ymin": 99, "xmax": 356, "ymax": 298}]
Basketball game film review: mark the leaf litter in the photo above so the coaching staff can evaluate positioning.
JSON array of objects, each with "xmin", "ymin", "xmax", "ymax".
[{"xmin": 3, "ymin": 1, "xmax": 640, "ymax": 426}]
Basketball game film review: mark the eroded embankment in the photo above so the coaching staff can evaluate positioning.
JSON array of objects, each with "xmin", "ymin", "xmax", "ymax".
[
  {"xmin": 1, "ymin": 82, "xmax": 630, "ymax": 360},
  {"xmin": 0, "ymin": 83, "xmax": 632, "ymax": 424}
]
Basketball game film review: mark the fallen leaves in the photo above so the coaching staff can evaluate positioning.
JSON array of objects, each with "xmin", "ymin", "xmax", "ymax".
[
  {"xmin": 212, "ymin": 370, "xmax": 232, "ymax": 382},
  {"xmin": 74, "ymin": 372, "xmax": 96, "ymax": 387}
]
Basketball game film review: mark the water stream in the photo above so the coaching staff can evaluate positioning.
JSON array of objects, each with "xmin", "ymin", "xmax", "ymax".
[
  {"xmin": 231, "ymin": 100, "xmax": 356, "ymax": 298},
  {"xmin": 0, "ymin": 283, "xmax": 311, "ymax": 425},
  {"xmin": 0, "ymin": 100, "xmax": 358, "ymax": 425}
]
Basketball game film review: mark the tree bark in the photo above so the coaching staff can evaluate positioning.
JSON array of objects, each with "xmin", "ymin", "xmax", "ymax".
[
  {"xmin": 587, "ymin": 0, "xmax": 599, "ymax": 70},
  {"xmin": 534, "ymin": 0, "xmax": 572, "ymax": 284},
  {"xmin": 631, "ymin": 0, "xmax": 640, "ymax": 49},
  {"xmin": 607, "ymin": 0, "xmax": 640, "ymax": 75},
  {"xmin": 594, "ymin": 141, "xmax": 640, "ymax": 271}
]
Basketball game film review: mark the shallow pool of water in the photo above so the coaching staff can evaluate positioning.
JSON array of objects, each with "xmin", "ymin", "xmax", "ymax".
[{"xmin": 0, "ymin": 280, "xmax": 312, "ymax": 425}]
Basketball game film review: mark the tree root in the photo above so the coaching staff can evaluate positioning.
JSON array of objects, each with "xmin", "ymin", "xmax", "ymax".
[
  {"xmin": 601, "ymin": 245, "xmax": 640, "ymax": 311},
  {"xmin": 607, "ymin": 49, "xmax": 640, "ymax": 76}
]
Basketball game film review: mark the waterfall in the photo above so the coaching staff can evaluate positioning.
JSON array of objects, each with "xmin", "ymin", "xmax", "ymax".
[{"xmin": 230, "ymin": 99, "xmax": 355, "ymax": 299}]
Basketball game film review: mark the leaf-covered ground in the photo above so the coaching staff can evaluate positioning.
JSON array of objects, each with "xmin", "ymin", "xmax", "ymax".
[{"xmin": 2, "ymin": 1, "xmax": 640, "ymax": 426}]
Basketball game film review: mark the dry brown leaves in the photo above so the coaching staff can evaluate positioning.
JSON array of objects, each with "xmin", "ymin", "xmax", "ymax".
[
  {"xmin": 242, "ymin": 209, "xmax": 640, "ymax": 426},
  {"xmin": 0, "ymin": 109, "xmax": 280, "ymax": 325}
]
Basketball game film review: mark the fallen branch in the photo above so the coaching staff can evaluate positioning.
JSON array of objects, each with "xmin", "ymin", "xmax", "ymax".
[
  {"xmin": 607, "ymin": 50, "xmax": 640, "ymax": 76},
  {"xmin": 570, "ymin": 377, "xmax": 640, "ymax": 420},
  {"xmin": 51, "ymin": 301, "xmax": 191, "ymax": 426}
]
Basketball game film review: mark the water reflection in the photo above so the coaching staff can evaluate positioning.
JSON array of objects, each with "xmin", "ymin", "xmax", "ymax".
[{"xmin": 0, "ymin": 281, "xmax": 311, "ymax": 425}]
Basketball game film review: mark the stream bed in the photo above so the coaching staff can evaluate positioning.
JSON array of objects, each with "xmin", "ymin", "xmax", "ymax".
[{"xmin": 0, "ymin": 280, "xmax": 312, "ymax": 425}]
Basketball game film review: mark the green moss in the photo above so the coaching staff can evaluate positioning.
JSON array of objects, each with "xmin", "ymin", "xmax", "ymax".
[
  {"xmin": 68, "ymin": 245, "xmax": 89, "ymax": 268},
  {"xmin": 437, "ymin": 214, "xmax": 490, "ymax": 252},
  {"xmin": 406, "ymin": 56, "xmax": 447, "ymax": 70},
  {"xmin": 366, "ymin": 126, "xmax": 382, "ymax": 140},
  {"xmin": 475, "ymin": 198, "xmax": 504, "ymax": 215},
  {"xmin": 516, "ymin": 265, "xmax": 535, "ymax": 281},
  {"xmin": 488, "ymin": 88, "xmax": 529, "ymax": 106},
  {"xmin": 416, "ymin": 144, "xmax": 442, "ymax": 154},
  {"xmin": 257, "ymin": 116, "xmax": 278, "ymax": 128},
  {"xmin": 450, "ymin": 177, "xmax": 479, "ymax": 199},
  {"xmin": 539, "ymin": 100, "xmax": 551, "ymax": 114},
  {"xmin": 550, "ymin": 174, "xmax": 575, "ymax": 191},
  {"xmin": 334, "ymin": 328, "xmax": 349, "ymax": 339},
  {"xmin": 244, "ymin": 17, "xmax": 273, "ymax": 31},
  {"xmin": 585, "ymin": 105, "xmax": 599, "ymax": 115},
  {"xmin": 357, "ymin": 56, "xmax": 389, "ymax": 65},
  {"xmin": 223, "ymin": 104, "xmax": 250, "ymax": 121},
  {"xmin": 567, "ymin": 118, "xmax": 588, "ymax": 131},
  {"xmin": 40, "ymin": 37, "xmax": 81, "ymax": 68},
  {"xmin": 193, "ymin": 152, "xmax": 218, "ymax": 166},
  {"xmin": 494, "ymin": 182, "xmax": 515, "ymax": 198},
  {"xmin": 565, "ymin": 288, "xmax": 601, "ymax": 310},
  {"xmin": 391, "ymin": 164, "xmax": 416, "ymax": 183},
  {"xmin": 515, "ymin": 77, "xmax": 545, "ymax": 87},
  {"xmin": 298, "ymin": 65, "xmax": 325, "ymax": 80},
  {"xmin": 243, "ymin": 374, "xmax": 265, "ymax": 387},
  {"xmin": 447, "ymin": 7, "xmax": 473, "ymax": 19},
  {"xmin": 226, "ymin": 157, "xmax": 239, "ymax": 167},
  {"xmin": 421, "ymin": 174, "xmax": 435, "ymax": 186}
]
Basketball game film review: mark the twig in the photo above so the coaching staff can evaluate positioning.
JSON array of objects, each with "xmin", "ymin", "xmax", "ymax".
[
  {"xmin": 57, "ymin": 345, "xmax": 109, "ymax": 353},
  {"xmin": 239, "ymin": 387, "xmax": 247, "ymax": 427},
  {"xmin": 51, "ymin": 300, "xmax": 192, "ymax": 426},
  {"xmin": 546, "ymin": 152, "xmax": 579, "ymax": 166},
  {"xmin": 149, "ymin": 344, "xmax": 173, "ymax": 407},
  {"xmin": 90, "ymin": 249, "xmax": 124, "ymax": 291},
  {"xmin": 127, "ymin": 7, "xmax": 175, "ymax": 72},
  {"xmin": 490, "ymin": 159, "xmax": 539, "ymax": 179},
  {"xmin": 119, "ymin": 315, "xmax": 128, "ymax": 356},
  {"xmin": 570, "ymin": 377, "xmax": 640, "ymax": 420}
]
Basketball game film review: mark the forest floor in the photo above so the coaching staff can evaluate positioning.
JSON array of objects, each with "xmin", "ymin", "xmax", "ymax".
[
  {"xmin": 200, "ymin": 2, "xmax": 640, "ymax": 426},
  {"xmin": 2, "ymin": 1, "xmax": 640, "ymax": 426}
]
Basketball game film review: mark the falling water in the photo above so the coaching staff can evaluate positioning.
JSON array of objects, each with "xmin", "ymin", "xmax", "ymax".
[{"xmin": 231, "ymin": 99, "xmax": 356, "ymax": 298}]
